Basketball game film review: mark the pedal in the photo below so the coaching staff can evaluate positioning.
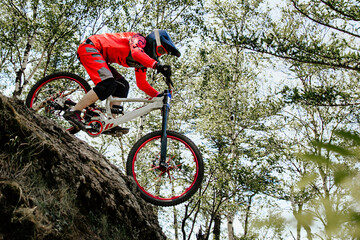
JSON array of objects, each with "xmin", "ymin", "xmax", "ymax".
[{"xmin": 111, "ymin": 105, "xmax": 124, "ymax": 114}]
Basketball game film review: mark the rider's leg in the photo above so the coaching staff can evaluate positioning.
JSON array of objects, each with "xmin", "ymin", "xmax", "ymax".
[
  {"xmin": 109, "ymin": 65, "xmax": 129, "ymax": 106},
  {"xmin": 72, "ymin": 43, "xmax": 113, "ymax": 110},
  {"xmin": 72, "ymin": 89, "xmax": 99, "ymax": 111},
  {"xmin": 69, "ymin": 77, "xmax": 117, "ymax": 112},
  {"xmin": 110, "ymin": 83, "xmax": 129, "ymax": 118},
  {"xmin": 65, "ymin": 43, "xmax": 116, "ymax": 129},
  {"xmin": 64, "ymin": 78, "xmax": 118, "ymax": 130},
  {"xmin": 100, "ymin": 66, "xmax": 130, "ymax": 135},
  {"xmin": 101, "ymin": 78, "xmax": 131, "ymax": 134}
]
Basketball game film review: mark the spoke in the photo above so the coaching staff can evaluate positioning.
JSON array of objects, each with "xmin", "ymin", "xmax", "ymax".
[
  {"xmin": 157, "ymin": 170, "xmax": 167, "ymax": 179},
  {"xmin": 167, "ymin": 171, "xmax": 172, "ymax": 181},
  {"xmin": 166, "ymin": 154, "xmax": 176, "ymax": 163},
  {"xmin": 168, "ymin": 164, "xmax": 182, "ymax": 170},
  {"xmin": 33, "ymin": 92, "xmax": 61, "ymax": 111},
  {"xmin": 148, "ymin": 165, "xmax": 160, "ymax": 171},
  {"xmin": 33, "ymin": 86, "xmax": 81, "ymax": 111}
]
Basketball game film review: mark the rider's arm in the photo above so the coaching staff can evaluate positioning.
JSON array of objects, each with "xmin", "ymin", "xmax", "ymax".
[
  {"xmin": 130, "ymin": 34, "xmax": 157, "ymax": 69},
  {"xmin": 135, "ymin": 68, "xmax": 159, "ymax": 97}
]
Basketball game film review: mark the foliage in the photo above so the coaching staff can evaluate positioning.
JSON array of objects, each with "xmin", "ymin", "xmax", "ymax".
[
  {"xmin": 204, "ymin": 1, "xmax": 360, "ymax": 239},
  {"xmin": 297, "ymin": 130, "xmax": 360, "ymax": 239},
  {"xmin": 280, "ymin": 65, "xmax": 360, "ymax": 107},
  {"xmin": 209, "ymin": 0, "xmax": 360, "ymax": 71}
]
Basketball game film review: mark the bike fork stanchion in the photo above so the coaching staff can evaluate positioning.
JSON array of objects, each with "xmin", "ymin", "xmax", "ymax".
[{"xmin": 160, "ymin": 90, "xmax": 171, "ymax": 168}]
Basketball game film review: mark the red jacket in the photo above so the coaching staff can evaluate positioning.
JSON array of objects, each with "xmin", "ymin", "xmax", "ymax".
[{"xmin": 88, "ymin": 32, "xmax": 158, "ymax": 97}]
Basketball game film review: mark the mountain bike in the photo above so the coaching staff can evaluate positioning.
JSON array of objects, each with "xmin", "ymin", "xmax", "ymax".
[{"xmin": 26, "ymin": 71, "xmax": 204, "ymax": 206}]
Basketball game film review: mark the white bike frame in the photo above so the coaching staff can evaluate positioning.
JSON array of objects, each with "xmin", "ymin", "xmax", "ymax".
[{"xmin": 85, "ymin": 95, "xmax": 166, "ymax": 136}]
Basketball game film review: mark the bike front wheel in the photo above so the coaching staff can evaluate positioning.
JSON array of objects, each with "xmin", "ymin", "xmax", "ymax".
[
  {"xmin": 127, "ymin": 130, "xmax": 204, "ymax": 206},
  {"xmin": 26, "ymin": 72, "xmax": 91, "ymax": 134}
]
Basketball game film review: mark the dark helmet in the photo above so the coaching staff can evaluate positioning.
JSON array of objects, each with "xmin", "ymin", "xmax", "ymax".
[{"xmin": 144, "ymin": 29, "xmax": 181, "ymax": 61}]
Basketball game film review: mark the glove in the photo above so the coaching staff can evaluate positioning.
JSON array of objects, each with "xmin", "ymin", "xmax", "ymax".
[{"xmin": 155, "ymin": 63, "xmax": 171, "ymax": 78}]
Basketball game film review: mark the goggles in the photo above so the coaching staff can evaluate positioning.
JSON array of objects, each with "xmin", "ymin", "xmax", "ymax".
[{"xmin": 156, "ymin": 45, "xmax": 168, "ymax": 56}]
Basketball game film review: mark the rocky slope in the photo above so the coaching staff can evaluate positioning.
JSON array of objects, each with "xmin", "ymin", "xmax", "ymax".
[{"xmin": 0, "ymin": 93, "xmax": 166, "ymax": 240}]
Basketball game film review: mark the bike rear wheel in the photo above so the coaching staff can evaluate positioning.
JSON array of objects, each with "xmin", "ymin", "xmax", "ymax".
[
  {"xmin": 26, "ymin": 72, "xmax": 91, "ymax": 134},
  {"xmin": 127, "ymin": 130, "xmax": 204, "ymax": 206}
]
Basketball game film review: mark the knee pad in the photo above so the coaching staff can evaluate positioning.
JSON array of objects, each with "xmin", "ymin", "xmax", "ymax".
[
  {"xmin": 112, "ymin": 78, "xmax": 130, "ymax": 98},
  {"xmin": 93, "ymin": 78, "xmax": 117, "ymax": 100}
]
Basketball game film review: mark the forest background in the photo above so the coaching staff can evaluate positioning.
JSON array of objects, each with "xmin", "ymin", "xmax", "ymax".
[{"xmin": 1, "ymin": 0, "xmax": 360, "ymax": 239}]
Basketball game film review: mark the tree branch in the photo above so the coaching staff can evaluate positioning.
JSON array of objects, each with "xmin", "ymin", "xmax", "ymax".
[
  {"xmin": 290, "ymin": 0, "xmax": 360, "ymax": 38},
  {"xmin": 319, "ymin": 0, "xmax": 360, "ymax": 21}
]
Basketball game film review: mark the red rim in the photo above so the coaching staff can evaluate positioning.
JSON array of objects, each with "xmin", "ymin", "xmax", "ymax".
[
  {"xmin": 29, "ymin": 76, "xmax": 88, "ymax": 108},
  {"xmin": 132, "ymin": 135, "xmax": 199, "ymax": 201}
]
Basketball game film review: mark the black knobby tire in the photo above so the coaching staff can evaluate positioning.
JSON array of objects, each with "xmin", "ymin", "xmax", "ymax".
[
  {"xmin": 127, "ymin": 130, "xmax": 204, "ymax": 206},
  {"xmin": 26, "ymin": 72, "xmax": 91, "ymax": 134}
]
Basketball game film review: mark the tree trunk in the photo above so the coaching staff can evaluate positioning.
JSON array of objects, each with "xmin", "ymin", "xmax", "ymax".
[
  {"xmin": 304, "ymin": 224, "xmax": 313, "ymax": 240},
  {"xmin": 213, "ymin": 213, "xmax": 221, "ymax": 240},
  {"xmin": 116, "ymin": 137, "xmax": 126, "ymax": 169},
  {"xmin": 174, "ymin": 205, "xmax": 179, "ymax": 240},
  {"xmin": 290, "ymin": 193, "xmax": 313, "ymax": 240},
  {"xmin": 196, "ymin": 227, "xmax": 205, "ymax": 240},
  {"xmin": 296, "ymin": 204, "xmax": 302, "ymax": 240},
  {"xmin": 13, "ymin": 6, "xmax": 37, "ymax": 98},
  {"xmin": 227, "ymin": 212, "xmax": 235, "ymax": 240},
  {"xmin": 290, "ymin": 193, "xmax": 301, "ymax": 240},
  {"xmin": 136, "ymin": 115, "xmax": 145, "ymax": 140},
  {"xmin": 243, "ymin": 194, "xmax": 255, "ymax": 238}
]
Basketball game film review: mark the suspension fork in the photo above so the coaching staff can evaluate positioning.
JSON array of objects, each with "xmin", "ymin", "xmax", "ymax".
[{"xmin": 160, "ymin": 90, "xmax": 171, "ymax": 166}]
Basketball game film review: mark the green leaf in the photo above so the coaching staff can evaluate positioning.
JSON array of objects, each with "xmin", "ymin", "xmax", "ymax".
[{"xmin": 297, "ymin": 172, "xmax": 317, "ymax": 189}]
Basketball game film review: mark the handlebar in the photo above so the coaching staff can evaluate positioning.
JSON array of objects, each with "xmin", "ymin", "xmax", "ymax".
[
  {"xmin": 166, "ymin": 76, "xmax": 174, "ymax": 89},
  {"xmin": 159, "ymin": 65, "xmax": 174, "ymax": 90}
]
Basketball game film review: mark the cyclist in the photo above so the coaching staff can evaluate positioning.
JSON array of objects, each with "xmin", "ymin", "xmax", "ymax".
[{"xmin": 64, "ymin": 29, "xmax": 180, "ymax": 133}]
